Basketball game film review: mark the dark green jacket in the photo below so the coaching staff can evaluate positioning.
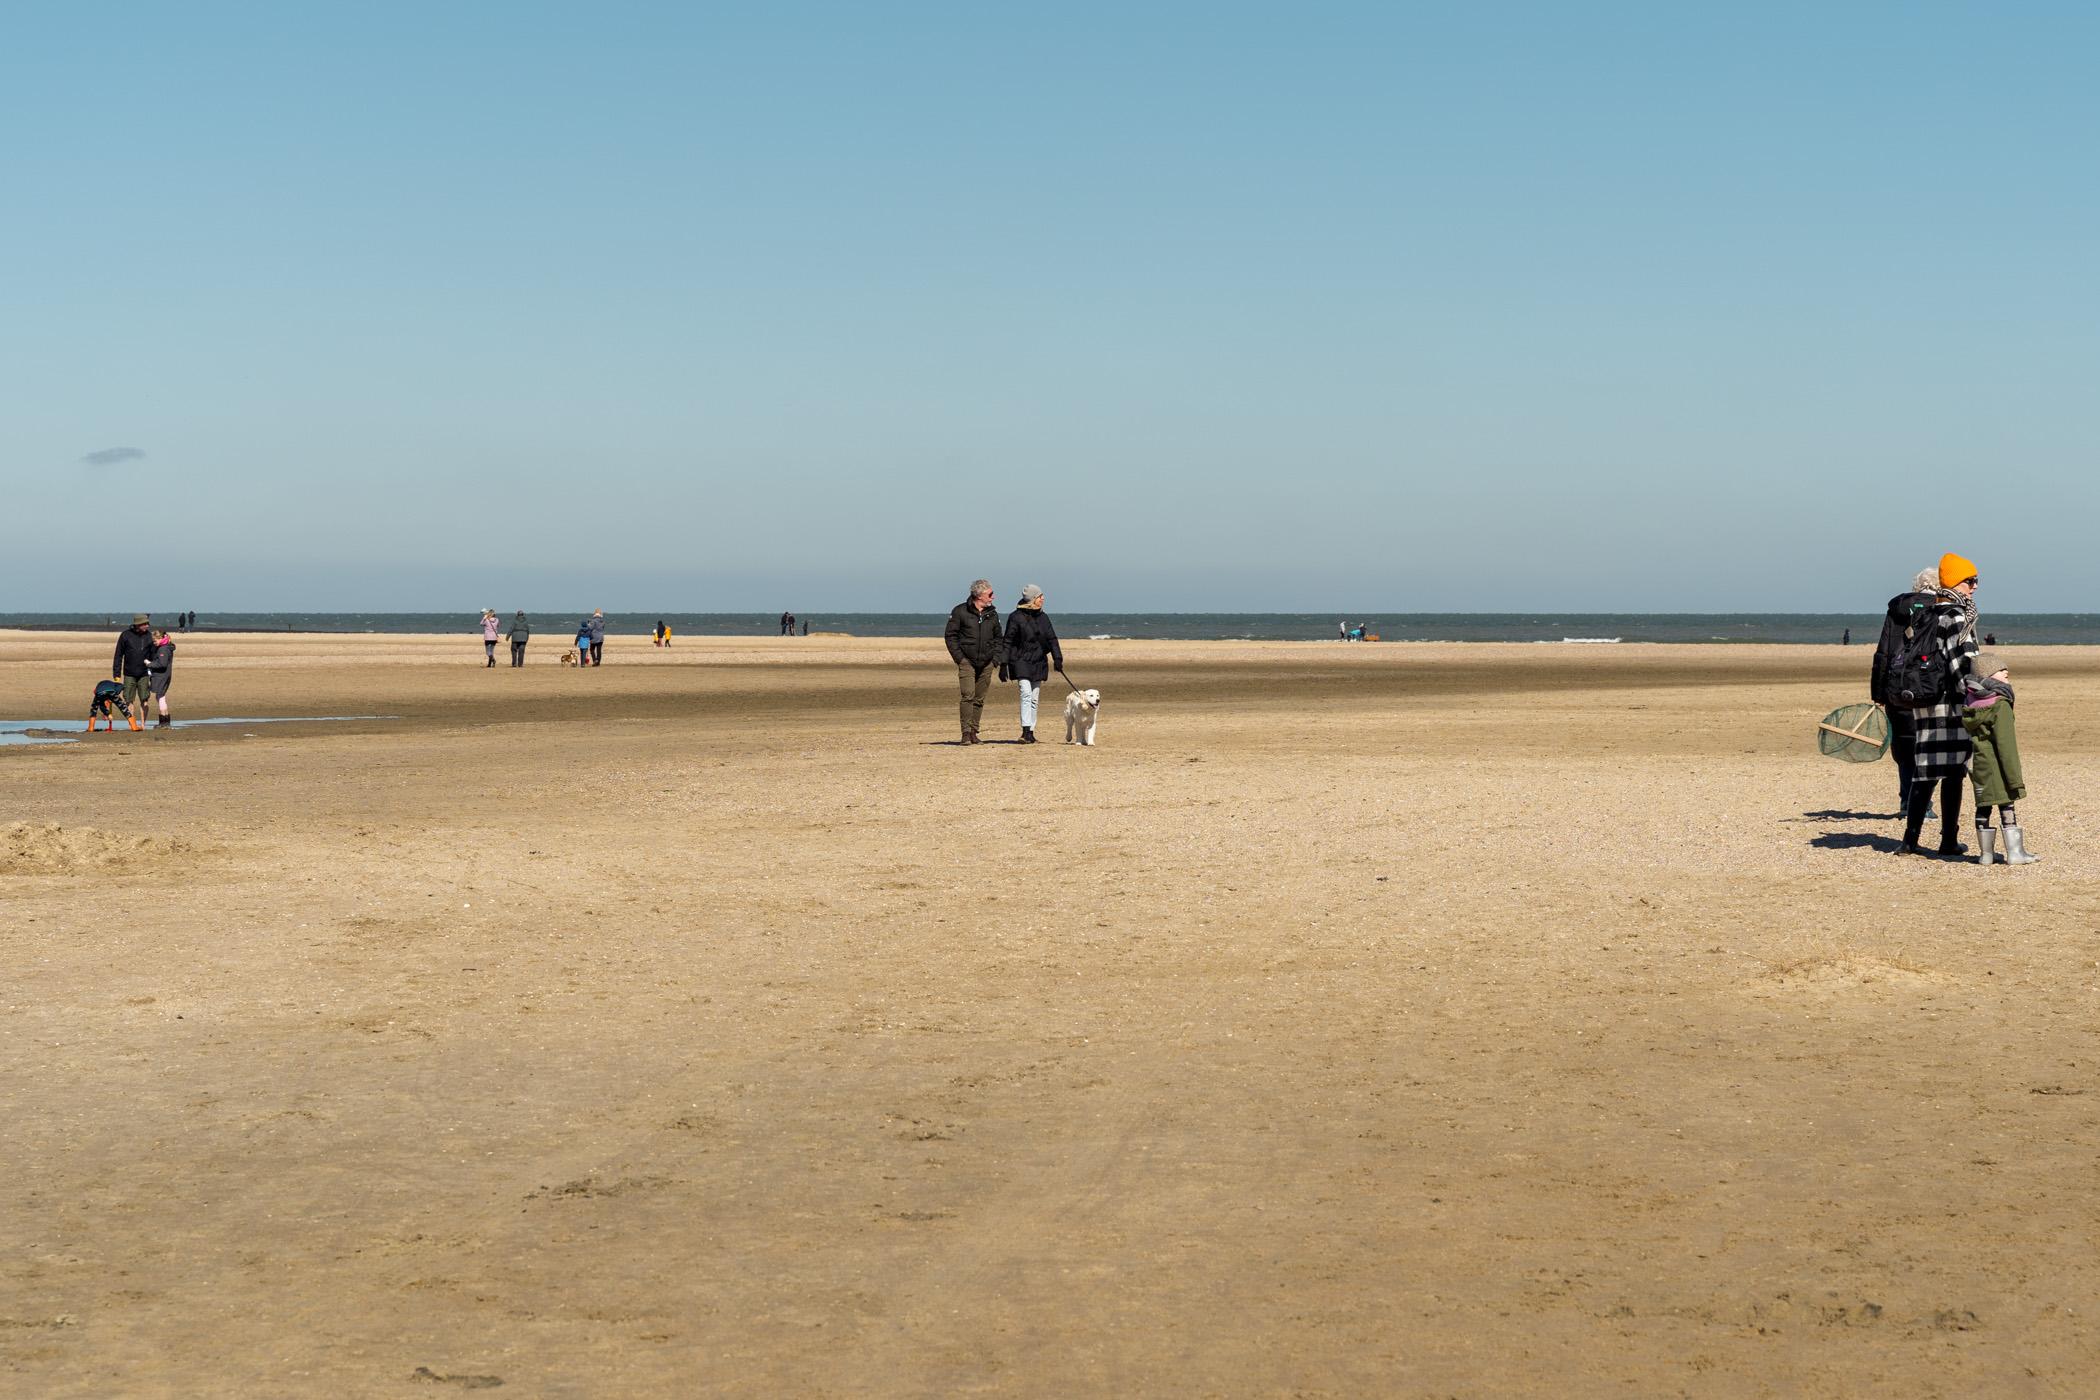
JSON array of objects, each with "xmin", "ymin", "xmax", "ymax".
[
  {"xmin": 1962, "ymin": 697, "xmax": 2026, "ymax": 807},
  {"xmin": 945, "ymin": 600, "xmax": 1003, "ymax": 668}
]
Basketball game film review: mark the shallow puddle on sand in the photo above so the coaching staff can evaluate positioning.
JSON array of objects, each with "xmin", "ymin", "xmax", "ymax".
[{"xmin": 0, "ymin": 717, "xmax": 395, "ymax": 747}]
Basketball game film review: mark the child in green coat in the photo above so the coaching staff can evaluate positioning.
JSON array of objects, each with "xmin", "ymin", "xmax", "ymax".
[{"xmin": 1963, "ymin": 654, "xmax": 2038, "ymax": 866}]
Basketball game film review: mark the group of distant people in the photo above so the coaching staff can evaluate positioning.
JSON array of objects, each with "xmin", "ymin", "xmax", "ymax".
[
  {"xmin": 477, "ymin": 610, "xmax": 605, "ymax": 666},
  {"xmin": 1336, "ymin": 620, "xmax": 1372, "ymax": 642},
  {"xmin": 1869, "ymin": 552, "xmax": 2037, "ymax": 866},
  {"xmin": 475, "ymin": 611, "xmax": 834, "ymax": 666}
]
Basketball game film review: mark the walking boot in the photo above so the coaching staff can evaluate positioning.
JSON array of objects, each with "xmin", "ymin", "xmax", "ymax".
[
  {"xmin": 156, "ymin": 714, "xmax": 171, "ymax": 730},
  {"xmin": 2003, "ymin": 825, "xmax": 2041, "ymax": 865},
  {"xmin": 963, "ymin": 728, "xmax": 980, "ymax": 745},
  {"xmin": 1022, "ymin": 727, "xmax": 1036, "ymax": 744},
  {"xmin": 1976, "ymin": 828, "xmax": 1997, "ymax": 866}
]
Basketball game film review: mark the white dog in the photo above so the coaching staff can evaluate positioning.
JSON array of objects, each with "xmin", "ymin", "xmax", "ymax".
[{"xmin": 1063, "ymin": 688, "xmax": 1101, "ymax": 745}]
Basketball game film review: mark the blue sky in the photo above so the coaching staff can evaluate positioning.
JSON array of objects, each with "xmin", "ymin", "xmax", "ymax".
[{"xmin": 4, "ymin": 2, "xmax": 2094, "ymax": 611}]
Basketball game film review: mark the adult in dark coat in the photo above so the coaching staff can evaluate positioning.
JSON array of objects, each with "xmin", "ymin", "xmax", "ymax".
[
  {"xmin": 1001, "ymin": 584, "xmax": 1063, "ymax": 744},
  {"xmin": 1871, "ymin": 568, "xmax": 1941, "ymax": 813},
  {"xmin": 508, "ymin": 611, "xmax": 530, "ymax": 667},
  {"xmin": 112, "ymin": 614, "xmax": 157, "ymax": 726},
  {"xmin": 944, "ymin": 579, "xmax": 1002, "ymax": 744},
  {"xmin": 1883, "ymin": 554, "xmax": 1981, "ymax": 857}
]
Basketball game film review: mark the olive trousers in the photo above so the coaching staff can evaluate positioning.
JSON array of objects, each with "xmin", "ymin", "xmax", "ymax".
[{"xmin": 957, "ymin": 661, "xmax": 997, "ymax": 736}]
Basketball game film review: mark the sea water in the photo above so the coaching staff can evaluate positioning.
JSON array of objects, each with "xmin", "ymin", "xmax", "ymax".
[{"xmin": 7, "ymin": 613, "xmax": 2099, "ymax": 644}]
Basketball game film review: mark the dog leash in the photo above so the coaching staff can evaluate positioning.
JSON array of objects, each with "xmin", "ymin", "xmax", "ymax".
[{"xmin": 1056, "ymin": 667, "xmax": 1097, "ymax": 701}]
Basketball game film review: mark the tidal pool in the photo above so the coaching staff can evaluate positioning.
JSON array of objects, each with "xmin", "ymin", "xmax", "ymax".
[{"xmin": 1, "ymin": 717, "xmax": 395, "ymax": 747}]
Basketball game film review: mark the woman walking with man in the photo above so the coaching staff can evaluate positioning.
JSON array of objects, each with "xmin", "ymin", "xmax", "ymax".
[{"xmin": 1002, "ymin": 584, "xmax": 1063, "ymax": 744}]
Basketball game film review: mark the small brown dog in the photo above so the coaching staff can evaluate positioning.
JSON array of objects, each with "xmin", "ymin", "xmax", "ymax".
[{"xmin": 558, "ymin": 651, "xmax": 579, "ymax": 667}]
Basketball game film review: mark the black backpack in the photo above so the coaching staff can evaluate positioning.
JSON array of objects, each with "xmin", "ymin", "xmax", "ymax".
[{"xmin": 1874, "ymin": 593, "xmax": 1951, "ymax": 710}]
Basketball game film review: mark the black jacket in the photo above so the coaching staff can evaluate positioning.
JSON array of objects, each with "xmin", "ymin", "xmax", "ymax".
[
  {"xmin": 148, "ymin": 638, "xmax": 175, "ymax": 676},
  {"xmin": 945, "ymin": 600, "xmax": 1003, "ymax": 667},
  {"xmin": 113, "ymin": 626, "xmax": 155, "ymax": 678},
  {"xmin": 1002, "ymin": 607, "xmax": 1063, "ymax": 684},
  {"xmin": 1869, "ymin": 591, "xmax": 1932, "ymax": 705}
]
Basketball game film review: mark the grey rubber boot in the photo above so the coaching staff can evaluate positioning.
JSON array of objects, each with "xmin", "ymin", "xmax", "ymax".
[
  {"xmin": 1976, "ymin": 828, "xmax": 1997, "ymax": 866},
  {"xmin": 2003, "ymin": 825, "xmax": 2040, "ymax": 865}
]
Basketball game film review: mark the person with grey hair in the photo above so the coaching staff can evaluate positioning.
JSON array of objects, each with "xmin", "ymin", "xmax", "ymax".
[
  {"xmin": 943, "ymin": 579, "xmax": 1003, "ymax": 744},
  {"xmin": 1002, "ymin": 584, "xmax": 1063, "ymax": 744},
  {"xmin": 1874, "ymin": 553, "xmax": 1981, "ymax": 856}
]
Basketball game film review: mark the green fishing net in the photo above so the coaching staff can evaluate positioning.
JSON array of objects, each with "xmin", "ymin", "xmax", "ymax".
[{"xmin": 1817, "ymin": 702, "xmax": 1890, "ymax": 762}]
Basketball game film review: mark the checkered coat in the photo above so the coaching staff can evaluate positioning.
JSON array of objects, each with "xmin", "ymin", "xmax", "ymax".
[{"xmin": 1908, "ymin": 601, "xmax": 1979, "ymax": 780}]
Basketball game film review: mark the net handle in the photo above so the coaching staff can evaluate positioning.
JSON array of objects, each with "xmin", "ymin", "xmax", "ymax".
[{"xmin": 1817, "ymin": 702, "xmax": 1888, "ymax": 751}]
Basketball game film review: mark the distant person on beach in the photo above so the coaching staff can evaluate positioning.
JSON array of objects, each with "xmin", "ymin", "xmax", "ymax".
[
  {"xmin": 800, "ymin": 618, "xmax": 808, "ymax": 636},
  {"xmin": 587, "ymin": 609, "xmax": 606, "ymax": 665},
  {"xmin": 662, "ymin": 620, "xmax": 672, "ymax": 646},
  {"xmin": 1339, "ymin": 621, "xmax": 1348, "ymax": 642},
  {"xmin": 1962, "ymin": 653, "xmax": 2037, "ymax": 865},
  {"xmin": 147, "ymin": 626, "xmax": 176, "ymax": 728},
  {"xmin": 1876, "ymin": 555, "xmax": 1981, "ymax": 856},
  {"xmin": 508, "ymin": 610, "xmax": 530, "ymax": 666},
  {"xmin": 1983, "ymin": 632, "xmax": 1997, "ymax": 646},
  {"xmin": 1002, "ymin": 584, "xmax": 1063, "ymax": 745},
  {"xmin": 655, "ymin": 619, "xmax": 666, "ymax": 647},
  {"xmin": 1842, "ymin": 628, "xmax": 1850, "ymax": 646},
  {"xmin": 945, "ymin": 579, "xmax": 1003, "ymax": 744},
  {"xmin": 780, "ymin": 611, "xmax": 792, "ymax": 636},
  {"xmin": 481, "ymin": 609, "xmax": 500, "ymax": 667},
  {"xmin": 112, "ymin": 614, "xmax": 156, "ymax": 728},
  {"xmin": 574, "ymin": 620, "xmax": 592, "ymax": 666}
]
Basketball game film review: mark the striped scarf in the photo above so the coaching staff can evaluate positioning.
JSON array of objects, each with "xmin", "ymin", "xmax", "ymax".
[{"xmin": 1932, "ymin": 585, "xmax": 1979, "ymax": 646}]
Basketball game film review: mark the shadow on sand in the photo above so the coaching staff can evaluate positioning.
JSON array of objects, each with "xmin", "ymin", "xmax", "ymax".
[
  {"xmin": 1796, "ymin": 808, "xmax": 1904, "ymax": 822},
  {"xmin": 1808, "ymin": 829, "xmax": 1973, "ymax": 861},
  {"xmin": 1809, "ymin": 830, "xmax": 1906, "ymax": 854}
]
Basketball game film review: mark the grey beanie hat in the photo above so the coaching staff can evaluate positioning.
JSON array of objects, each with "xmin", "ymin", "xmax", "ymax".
[
  {"xmin": 1019, "ymin": 584, "xmax": 1043, "ymax": 604},
  {"xmin": 1973, "ymin": 652, "xmax": 2007, "ymax": 679}
]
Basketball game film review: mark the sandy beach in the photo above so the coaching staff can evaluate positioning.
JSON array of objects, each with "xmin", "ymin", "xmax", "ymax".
[{"xmin": 4, "ymin": 629, "xmax": 2098, "ymax": 1397}]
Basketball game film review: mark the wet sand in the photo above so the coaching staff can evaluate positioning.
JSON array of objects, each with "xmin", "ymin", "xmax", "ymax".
[{"xmin": 5, "ymin": 630, "xmax": 2099, "ymax": 1397}]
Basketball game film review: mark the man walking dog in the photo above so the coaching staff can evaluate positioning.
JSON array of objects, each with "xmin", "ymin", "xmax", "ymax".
[{"xmin": 944, "ymin": 579, "xmax": 1003, "ymax": 744}]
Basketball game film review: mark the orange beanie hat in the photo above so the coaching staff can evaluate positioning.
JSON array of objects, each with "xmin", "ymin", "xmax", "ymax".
[{"xmin": 1938, "ymin": 552, "xmax": 1979, "ymax": 588}]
